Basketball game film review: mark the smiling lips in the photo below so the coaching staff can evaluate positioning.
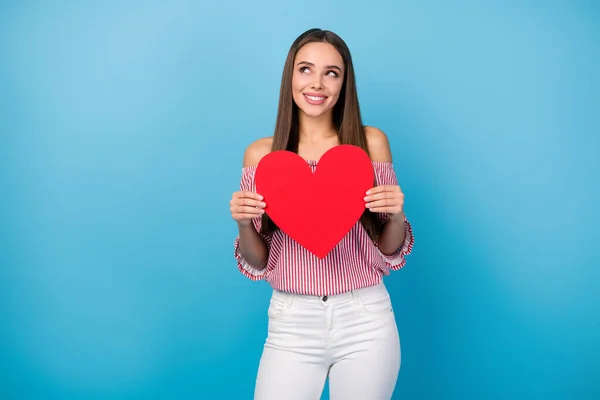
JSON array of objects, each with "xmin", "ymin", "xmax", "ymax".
[{"xmin": 303, "ymin": 93, "xmax": 327, "ymax": 105}]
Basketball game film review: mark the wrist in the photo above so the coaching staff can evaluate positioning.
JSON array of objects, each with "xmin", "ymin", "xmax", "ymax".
[
  {"xmin": 388, "ymin": 211, "xmax": 405, "ymax": 222},
  {"xmin": 237, "ymin": 220, "xmax": 253, "ymax": 229}
]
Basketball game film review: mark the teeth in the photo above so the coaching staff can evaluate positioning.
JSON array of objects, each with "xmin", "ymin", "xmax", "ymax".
[{"xmin": 306, "ymin": 95, "xmax": 325, "ymax": 101}]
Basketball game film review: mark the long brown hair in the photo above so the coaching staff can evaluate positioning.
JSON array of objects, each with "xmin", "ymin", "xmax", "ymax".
[{"xmin": 261, "ymin": 28, "xmax": 382, "ymax": 242}]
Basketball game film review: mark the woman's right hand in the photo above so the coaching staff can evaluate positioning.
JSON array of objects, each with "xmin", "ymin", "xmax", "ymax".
[{"xmin": 230, "ymin": 191, "xmax": 266, "ymax": 226}]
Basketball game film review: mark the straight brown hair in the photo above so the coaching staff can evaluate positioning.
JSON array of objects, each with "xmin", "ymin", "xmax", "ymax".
[{"xmin": 261, "ymin": 28, "xmax": 382, "ymax": 242}]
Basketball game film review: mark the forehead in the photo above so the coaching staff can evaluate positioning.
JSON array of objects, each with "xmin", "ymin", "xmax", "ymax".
[{"xmin": 294, "ymin": 42, "xmax": 344, "ymax": 68}]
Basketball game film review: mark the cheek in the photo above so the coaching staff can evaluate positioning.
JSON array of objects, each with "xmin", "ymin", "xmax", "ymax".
[
  {"xmin": 291, "ymin": 79, "xmax": 302, "ymax": 99},
  {"xmin": 292, "ymin": 74, "xmax": 309, "ymax": 92},
  {"xmin": 328, "ymin": 80, "xmax": 344, "ymax": 99}
]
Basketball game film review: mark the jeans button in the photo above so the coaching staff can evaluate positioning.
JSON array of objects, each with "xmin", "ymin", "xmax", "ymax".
[{"xmin": 322, "ymin": 296, "xmax": 328, "ymax": 302}]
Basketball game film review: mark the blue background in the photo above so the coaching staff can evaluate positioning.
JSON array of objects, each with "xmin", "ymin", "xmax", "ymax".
[{"xmin": 1, "ymin": 0, "xmax": 598, "ymax": 399}]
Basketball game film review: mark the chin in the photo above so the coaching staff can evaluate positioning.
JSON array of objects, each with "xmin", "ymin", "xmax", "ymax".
[{"xmin": 299, "ymin": 107, "xmax": 331, "ymax": 118}]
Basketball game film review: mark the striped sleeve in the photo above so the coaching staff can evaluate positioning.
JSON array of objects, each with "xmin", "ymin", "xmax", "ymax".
[
  {"xmin": 233, "ymin": 166, "xmax": 273, "ymax": 280},
  {"xmin": 373, "ymin": 162, "xmax": 415, "ymax": 270}
]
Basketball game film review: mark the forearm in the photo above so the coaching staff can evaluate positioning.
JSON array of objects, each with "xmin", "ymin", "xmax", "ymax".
[
  {"xmin": 377, "ymin": 212, "xmax": 406, "ymax": 255},
  {"xmin": 238, "ymin": 223, "xmax": 269, "ymax": 269}
]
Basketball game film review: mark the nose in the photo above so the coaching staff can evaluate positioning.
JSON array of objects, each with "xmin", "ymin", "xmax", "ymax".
[{"xmin": 311, "ymin": 74, "xmax": 323, "ymax": 89}]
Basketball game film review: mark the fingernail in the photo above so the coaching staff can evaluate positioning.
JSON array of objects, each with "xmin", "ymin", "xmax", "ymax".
[
  {"xmin": 261, "ymin": 202, "xmax": 266, "ymax": 207},
  {"xmin": 366, "ymin": 190, "xmax": 371, "ymax": 195},
  {"xmin": 258, "ymin": 195, "xmax": 264, "ymax": 200}
]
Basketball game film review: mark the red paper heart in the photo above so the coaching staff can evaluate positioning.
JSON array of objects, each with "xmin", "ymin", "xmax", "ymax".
[{"xmin": 255, "ymin": 145, "xmax": 375, "ymax": 258}]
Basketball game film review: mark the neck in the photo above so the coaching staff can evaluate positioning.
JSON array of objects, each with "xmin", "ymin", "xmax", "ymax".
[{"xmin": 298, "ymin": 110, "xmax": 337, "ymax": 144}]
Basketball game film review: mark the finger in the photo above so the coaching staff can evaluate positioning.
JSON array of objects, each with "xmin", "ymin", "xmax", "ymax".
[
  {"xmin": 234, "ymin": 191, "xmax": 264, "ymax": 201},
  {"xmin": 365, "ymin": 199, "xmax": 396, "ymax": 209},
  {"xmin": 364, "ymin": 192, "xmax": 394, "ymax": 202},
  {"xmin": 232, "ymin": 213, "xmax": 262, "ymax": 222},
  {"xmin": 245, "ymin": 192, "xmax": 264, "ymax": 201},
  {"xmin": 366, "ymin": 185, "xmax": 401, "ymax": 196},
  {"xmin": 233, "ymin": 206, "xmax": 265, "ymax": 215},
  {"xmin": 365, "ymin": 191, "xmax": 403, "ymax": 204},
  {"xmin": 368, "ymin": 204, "xmax": 403, "ymax": 213},
  {"xmin": 233, "ymin": 198, "xmax": 266, "ymax": 208},
  {"xmin": 365, "ymin": 186, "xmax": 389, "ymax": 195},
  {"xmin": 244, "ymin": 198, "xmax": 266, "ymax": 208},
  {"xmin": 233, "ymin": 213, "xmax": 261, "ymax": 221}
]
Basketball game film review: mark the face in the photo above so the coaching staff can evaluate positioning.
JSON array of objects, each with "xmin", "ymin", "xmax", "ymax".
[{"xmin": 291, "ymin": 42, "xmax": 345, "ymax": 118}]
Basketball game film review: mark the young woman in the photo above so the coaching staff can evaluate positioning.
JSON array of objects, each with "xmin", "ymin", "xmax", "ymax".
[{"xmin": 229, "ymin": 28, "xmax": 414, "ymax": 400}]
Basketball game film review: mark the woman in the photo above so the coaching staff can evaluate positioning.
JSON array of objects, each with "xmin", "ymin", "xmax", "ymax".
[{"xmin": 229, "ymin": 28, "xmax": 414, "ymax": 400}]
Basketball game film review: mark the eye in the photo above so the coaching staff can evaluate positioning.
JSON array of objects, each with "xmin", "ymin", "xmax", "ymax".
[
  {"xmin": 326, "ymin": 70, "xmax": 339, "ymax": 77},
  {"xmin": 299, "ymin": 66, "xmax": 310, "ymax": 73}
]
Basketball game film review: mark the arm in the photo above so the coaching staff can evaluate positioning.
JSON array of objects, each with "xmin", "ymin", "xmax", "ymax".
[
  {"xmin": 237, "ymin": 222, "xmax": 269, "ymax": 269},
  {"xmin": 377, "ymin": 212, "xmax": 407, "ymax": 256},
  {"xmin": 364, "ymin": 126, "xmax": 407, "ymax": 255},
  {"xmin": 231, "ymin": 138, "xmax": 273, "ymax": 269}
]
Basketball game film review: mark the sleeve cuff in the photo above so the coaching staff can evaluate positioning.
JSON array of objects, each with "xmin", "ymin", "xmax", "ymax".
[
  {"xmin": 377, "ymin": 216, "xmax": 414, "ymax": 270},
  {"xmin": 234, "ymin": 236, "xmax": 268, "ymax": 280}
]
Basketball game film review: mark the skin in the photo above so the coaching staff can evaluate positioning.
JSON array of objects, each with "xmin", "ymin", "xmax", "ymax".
[{"xmin": 229, "ymin": 42, "xmax": 406, "ymax": 268}]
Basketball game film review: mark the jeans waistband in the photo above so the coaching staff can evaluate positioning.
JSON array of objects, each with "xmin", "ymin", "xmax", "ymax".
[{"xmin": 271, "ymin": 282, "xmax": 389, "ymax": 305}]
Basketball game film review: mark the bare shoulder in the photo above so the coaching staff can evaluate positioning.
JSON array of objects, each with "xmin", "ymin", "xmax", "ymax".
[
  {"xmin": 243, "ymin": 136, "xmax": 273, "ymax": 167},
  {"xmin": 364, "ymin": 126, "xmax": 392, "ymax": 162}
]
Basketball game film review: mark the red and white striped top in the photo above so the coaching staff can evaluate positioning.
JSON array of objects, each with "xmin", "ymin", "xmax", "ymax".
[{"xmin": 233, "ymin": 160, "xmax": 414, "ymax": 296}]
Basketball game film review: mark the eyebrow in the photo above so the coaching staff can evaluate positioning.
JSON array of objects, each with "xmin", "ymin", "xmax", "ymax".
[{"xmin": 296, "ymin": 61, "xmax": 342, "ymax": 71}]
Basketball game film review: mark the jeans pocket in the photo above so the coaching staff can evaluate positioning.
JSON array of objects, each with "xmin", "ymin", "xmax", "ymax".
[
  {"xmin": 358, "ymin": 295, "xmax": 393, "ymax": 315},
  {"xmin": 267, "ymin": 297, "xmax": 289, "ymax": 321}
]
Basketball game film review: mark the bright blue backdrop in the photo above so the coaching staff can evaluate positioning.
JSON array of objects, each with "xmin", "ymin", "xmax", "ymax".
[{"xmin": 1, "ymin": 0, "xmax": 598, "ymax": 399}]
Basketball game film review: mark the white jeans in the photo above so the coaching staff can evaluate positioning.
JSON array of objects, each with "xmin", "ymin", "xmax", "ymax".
[{"xmin": 254, "ymin": 283, "xmax": 401, "ymax": 400}]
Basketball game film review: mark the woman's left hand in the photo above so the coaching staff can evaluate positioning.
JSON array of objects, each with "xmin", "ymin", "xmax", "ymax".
[{"xmin": 364, "ymin": 185, "xmax": 405, "ymax": 220}]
